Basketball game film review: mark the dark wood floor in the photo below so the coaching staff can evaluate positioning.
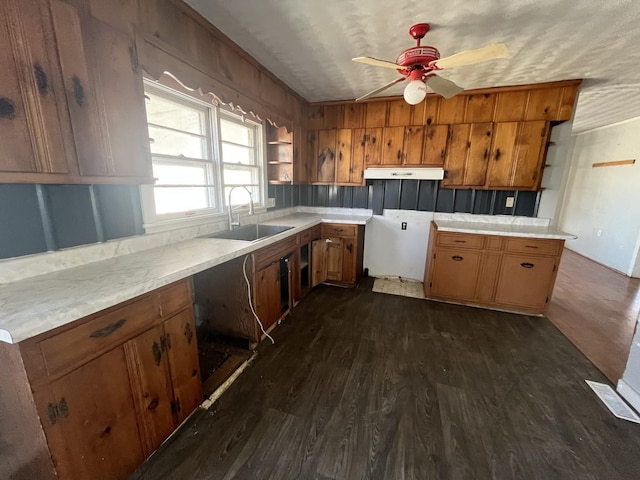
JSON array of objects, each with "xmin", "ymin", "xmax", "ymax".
[
  {"xmin": 547, "ymin": 249, "xmax": 640, "ymax": 382},
  {"xmin": 132, "ymin": 279, "xmax": 640, "ymax": 480}
]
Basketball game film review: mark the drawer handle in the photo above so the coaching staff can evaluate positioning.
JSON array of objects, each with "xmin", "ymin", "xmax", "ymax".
[
  {"xmin": 452, "ymin": 255, "xmax": 464, "ymax": 261},
  {"xmin": 525, "ymin": 245, "xmax": 539, "ymax": 249},
  {"xmin": 521, "ymin": 262, "xmax": 535, "ymax": 268},
  {"xmin": 454, "ymin": 240, "xmax": 466, "ymax": 243},
  {"xmin": 89, "ymin": 318, "xmax": 126, "ymax": 338},
  {"xmin": 184, "ymin": 323, "xmax": 194, "ymax": 344},
  {"xmin": 346, "ymin": 243, "xmax": 353, "ymax": 253},
  {"xmin": 152, "ymin": 340, "xmax": 162, "ymax": 366}
]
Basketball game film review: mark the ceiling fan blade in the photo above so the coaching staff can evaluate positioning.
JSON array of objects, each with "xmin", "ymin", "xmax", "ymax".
[
  {"xmin": 352, "ymin": 56, "xmax": 403, "ymax": 70},
  {"xmin": 431, "ymin": 43, "xmax": 508, "ymax": 70},
  {"xmin": 425, "ymin": 75, "xmax": 464, "ymax": 99},
  {"xmin": 355, "ymin": 77, "xmax": 406, "ymax": 102}
]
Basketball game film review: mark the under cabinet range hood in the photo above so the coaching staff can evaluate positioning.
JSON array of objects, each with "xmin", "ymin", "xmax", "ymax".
[{"xmin": 363, "ymin": 167, "xmax": 445, "ymax": 180}]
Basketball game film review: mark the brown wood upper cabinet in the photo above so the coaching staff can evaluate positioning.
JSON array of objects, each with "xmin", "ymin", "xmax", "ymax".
[
  {"xmin": 310, "ymin": 128, "xmax": 366, "ymax": 185},
  {"xmin": 443, "ymin": 121, "xmax": 549, "ymax": 190},
  {"xmin": 0, "ymin": 0, "xmax": 153, "ymax": 184},
  {"xmin": 376, "ymin": 124, "xmax": 449, "ymax": 167}
]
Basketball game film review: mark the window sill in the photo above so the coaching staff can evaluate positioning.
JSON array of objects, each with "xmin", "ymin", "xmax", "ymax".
[{"xmin": 143, "ymin": 207, "xmax": 268, "ymax": 234}]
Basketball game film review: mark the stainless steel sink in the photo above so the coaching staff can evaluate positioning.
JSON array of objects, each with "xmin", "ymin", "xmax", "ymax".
[{"xmin": 205, "ymin": 224, "xmax": 293, "ymax": 242}]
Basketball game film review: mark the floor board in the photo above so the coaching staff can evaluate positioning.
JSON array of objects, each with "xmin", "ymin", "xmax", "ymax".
[
  {"xmin": 132, "ymin": 279, "xmax": 640, "ymax": 480},
  {"xmin": 547, "ymin": 248, "xmax": 640, "ymax": 382}
]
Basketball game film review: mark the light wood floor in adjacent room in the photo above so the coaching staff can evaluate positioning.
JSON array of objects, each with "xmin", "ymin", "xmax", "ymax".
[
  {"xmin": 132, "ymin": 279, "xmax": 640, "ymax": 480},
  {"xmin": 547, "ymin": 248, "xmax": 640, "ymax": 382}
]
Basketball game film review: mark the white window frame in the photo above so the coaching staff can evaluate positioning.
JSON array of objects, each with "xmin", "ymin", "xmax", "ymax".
[{"xmin": 140, "ymin": 81, "xmax": 266, "ymax": 232}]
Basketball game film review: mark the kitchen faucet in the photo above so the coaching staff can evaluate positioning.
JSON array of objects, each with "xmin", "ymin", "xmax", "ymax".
[{"xmin": 227, "ymin": 185, "xmax": 254, "ymax": 230}]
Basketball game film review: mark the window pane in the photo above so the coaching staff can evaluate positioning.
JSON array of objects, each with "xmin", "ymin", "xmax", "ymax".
[
  {"xmin": 220, "ymin": 118, "xmax": 252, "ymax": 146},
  {"xmin": 149, "ymin": 125, "xmax": 207, "ymax": 158},
  {"xmin": 145, "ymin": 92, "xmax": 205, "ymax": 135},
  {"xmin": 222, "ymin": 143, "xmax": 252, "ymax": 165},
  {"xmin": 223, "ymin": 167, "xmax": 254, "ymax": 186},
  {"xmin": 224, "ymin": 185, "xmax": 259, "ymax": 207},
  {"xmin": 153, "ymin": 162, "xmax": 208, "ymax": 186},
  {"xmin": 153, "ymin": 186, "xmax": 212, "ymax": 214}
]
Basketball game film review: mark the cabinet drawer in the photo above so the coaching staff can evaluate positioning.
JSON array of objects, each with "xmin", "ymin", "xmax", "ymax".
[
  {"xmin": 253, "ymin": 235, "xmax": 298, "ymax": 271},
  {"xmin": 321, "ymin": 223, "xmax": 357, "ymax": 238},
  {"xmin": 505, "ymin": 237, "xmax": 563, "ymax": 256},
  {"xmin": 40, "ymin": 295, "xmax": 160, "ymax": 377},
  {"xmin": 437, "ymin": 232, "xmax": 485, "ymax": 249},
  {"xmin": 159, "ymin": 279, "xmax": 191, "ymax": 317},
  {"xmin": 300, "ymin": 225, "xmax": 321, "ymax": 245}
]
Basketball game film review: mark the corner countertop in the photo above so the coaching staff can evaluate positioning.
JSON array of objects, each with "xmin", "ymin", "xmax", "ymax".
[
  {"xmin": 432, "ymin": 213, "xmax": 577, "ymax": 240},
  {"xmin": 0, "ymin": 213, "xmax": 371, "ymax": 344}
]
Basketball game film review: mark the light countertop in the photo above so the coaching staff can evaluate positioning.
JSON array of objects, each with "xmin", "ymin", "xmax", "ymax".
[
  {"xmin": 434, "ymin": 219, "xmax": 576, "ymax": 239},
  {"xmin": 0, "ymin": 213, "xmax": 371, "ymax": 344}
]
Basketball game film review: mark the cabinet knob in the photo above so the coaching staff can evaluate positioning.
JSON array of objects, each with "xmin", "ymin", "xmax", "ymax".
[
  {"xmin": 89, "ymin": 318, "xmax": 126, "ymax": 338},
  {"xmin": 452, "ymin": 255, "xmax": 464, "ymax": 261},
  {"xmin": 152, "ymin": 340, "xmax": 162, "ymax": 365},
  {"xmin": 0, "ymin": 98, "xmax": 16, "ymax": 119},
  {"xmin": 72, "ymin": 76, "xmax": 85, "ymax": 106},
  {"xmin": 33, "ymin": 64, "xmax": 49, "ymax": 95}
]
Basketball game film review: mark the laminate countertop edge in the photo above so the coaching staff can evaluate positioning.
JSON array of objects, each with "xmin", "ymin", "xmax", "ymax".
[
  {"xmin": 0, "ymin": 213, "xmax": 371, "ymax": 344},
  {"xmin": 433, "ymin": 220, "xmax": 577, "ymax": 240}
]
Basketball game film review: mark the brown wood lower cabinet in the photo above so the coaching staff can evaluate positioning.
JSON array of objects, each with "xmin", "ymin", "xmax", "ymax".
[
  {"xmin": 313, "ymin": 223, "xmax": 365, "ymax": 287},
  {"xmin": 0, "ymin": 279, "xmax": 202, "ymax": 480},
  {"xmin": 424, "ymin": 223, "xmax": 564, "ymax": 314}
]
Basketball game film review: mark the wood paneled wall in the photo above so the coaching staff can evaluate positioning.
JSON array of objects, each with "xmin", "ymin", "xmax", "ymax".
[{"xmin": 69, "ymin": 0, "xmax": 307, "ymax": 130}]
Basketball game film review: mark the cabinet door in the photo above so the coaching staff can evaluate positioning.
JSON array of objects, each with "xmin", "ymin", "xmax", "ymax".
[
  {"xmin": 335, "ymin": 128, "xmax": 353, "ymax": 184},
  {"xmin": 316, "ymin": 129, "xmax": 336, "ymax": 183},
  {"xmin": 311, "ymin": 238, "xmax": 328, "ymax": 287},
  {"xmin": 33, "ymin": 347, "xmax": 144, "ymax": 480},
  {"xmin": 124, "ymin": 324, "xmax": 175, "ymax": 457},
  {"xmin": 511, "ymin": 121, "xmax": 547, "ymax": 189},
  {"xmin": 163, "ymin": 308, "xmax": 202, "ymax": 425},
  {"xmin": 442, "ymin": 124, "xmax": 470, "ymax": 186},
  {"xmin": 423, "ymin": 124, "xmax": 449, "ymax": 167},
  {"xmin": 442, "ymin": 123, "xmax": 493, "ymax": 187},
  {"xmin": 486, "ymin": 122, "xmax": 519, "ymax": 187},
  {"xmin": 341, "ymin": 236, "xmax": 358, "ymax": 285},
  {"xmin": 254, "ymin": 261, "xmax": 282, "ymax": 332},
  {"xmin": 326, "ymin": 237, "xmax": 343, "ymax": 281},
  {"xmin": 381, "ymin": 126, "xmax": 405, "ymax": 165},
  {"xmin": 0, "ymin": 0, "xmax": 76, "ymax": 176},
  {"xmin": 351, "ymin": 128, "xmax": 366, "ymax": 184},
  {"xmin": 487, "ymin": 121, "xmax": 548, "ymax": 189},
  {"xmin": 494, "ymin": 254, "xmax": 556, "ymax": 310},
  {"xmin": 429, "ymin": 247, "xmax": 482, "ymax": 300},
  {"xmin": 52, "ymin": 2, "xmax": 152, "ymax": 179},
  {"xmin": 402, "ymin": 126, "xmax": 425, "ymax": 165},
  {"xmin": 464, "ymin": 123, "xmax": 493, "ymax": 186},
  {"xmin": 364, "ymin": 127, "xmax": 383, "ymax": 166}
]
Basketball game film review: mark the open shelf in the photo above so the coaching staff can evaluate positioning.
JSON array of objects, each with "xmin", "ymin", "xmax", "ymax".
[
  {"xmin": 268, "ymin": 161, "xmax": 293, "ymax": 165},
  {"xmin": 268, "ymin": 140, "xmax": 292, "ymax": 145},
  {"xmin": 266, "ymin": 124, "xmax": 294, "ymax": 185},
  {"xmin": 268, "ymin": 180, "xmax": 293, "ymax": 185}
]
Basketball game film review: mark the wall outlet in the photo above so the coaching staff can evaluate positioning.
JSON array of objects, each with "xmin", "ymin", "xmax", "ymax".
[
  {"xmin": 266, "ymin": 197, "xmax": 276, "ymax": 207},
  {"xmin": 401, "ymin": 222, "xmax": 407, "ymax": 230},
  {"xmin": 505, "ymin": 196, "xmax": 515, "ymax": 208},
  {"xmin": 596, "ymin": 228, "xmax": 603, "ymax": 237}
]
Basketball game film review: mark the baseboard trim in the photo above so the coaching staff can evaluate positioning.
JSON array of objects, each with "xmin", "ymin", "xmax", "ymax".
[{"xmin": 617, "ymin": 379, "xmax": 640, "ymax": 413}]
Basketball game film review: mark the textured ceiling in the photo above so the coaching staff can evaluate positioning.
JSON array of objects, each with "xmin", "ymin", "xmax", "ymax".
[{"xmin": 186, "ymin": 0, "xmax": 640, "ymax": 133}]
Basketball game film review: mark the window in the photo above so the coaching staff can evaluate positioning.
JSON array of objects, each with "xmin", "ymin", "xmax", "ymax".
[{"xmin": 141, "ymin": 82, "xmax": 264, "ymax": 227}]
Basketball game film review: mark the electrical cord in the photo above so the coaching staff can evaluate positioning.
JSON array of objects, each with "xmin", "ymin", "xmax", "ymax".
[{"xmin": 242, "ymin": 255, "xmax": 275, "ymax": 344}]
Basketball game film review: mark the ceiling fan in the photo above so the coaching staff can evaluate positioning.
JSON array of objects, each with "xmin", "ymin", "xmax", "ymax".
[{"xmin": 352, "ymin": 23, "xmax": 509, "ymax": 105}]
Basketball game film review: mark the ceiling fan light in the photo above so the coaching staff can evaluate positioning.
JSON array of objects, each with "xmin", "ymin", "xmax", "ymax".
[{"xmin": 403, "ymin": 79, "xmax": 427, "ymax": 105}]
